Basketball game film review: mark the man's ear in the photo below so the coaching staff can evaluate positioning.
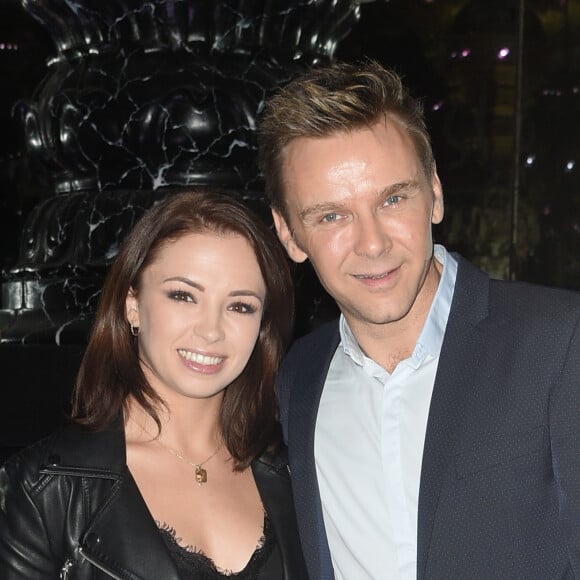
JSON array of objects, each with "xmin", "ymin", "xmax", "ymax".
[
  {"xmin": 272, "ymin": 209, "xmax": 308, "ymax": 264},
  {"xmin": 430, "ymin": 167, "xmax": 444, "ymax": 225},
  {"xmin": 125, "ymin": 288, "xmax": 140, "ymax": 327}
]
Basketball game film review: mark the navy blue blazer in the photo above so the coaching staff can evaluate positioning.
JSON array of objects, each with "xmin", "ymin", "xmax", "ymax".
[{"xmin": 277, "ymin": 254, "xmax": 580, "ymax": 580}]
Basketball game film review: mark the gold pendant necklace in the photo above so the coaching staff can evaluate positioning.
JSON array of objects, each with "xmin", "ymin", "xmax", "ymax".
[{"xmin": 161, "ymin": 442, "xmax": 222, "ymax": 485}]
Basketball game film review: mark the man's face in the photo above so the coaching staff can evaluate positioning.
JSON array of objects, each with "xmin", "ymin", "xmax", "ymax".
[{"xmin": 273, "ymin": 119, "xmax": 444, "ymax": 337}]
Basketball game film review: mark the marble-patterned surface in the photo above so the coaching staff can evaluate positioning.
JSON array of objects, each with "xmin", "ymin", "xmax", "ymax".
[{"xmin": 1, "ymin": 0, "xmax": 358, "ymax": 343}]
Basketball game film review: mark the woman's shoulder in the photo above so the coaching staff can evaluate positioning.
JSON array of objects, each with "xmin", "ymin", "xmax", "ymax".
[
  {"xmin": 1, "ymin": 420, "xmax": 125, "ymax": 487},
  {"xmin": 252, "ymin": 442, "xmax": 290, "ymax": 477},
  {"xmin": 1, "ymin": 431, "xmax": 60, "ymax": 490}
]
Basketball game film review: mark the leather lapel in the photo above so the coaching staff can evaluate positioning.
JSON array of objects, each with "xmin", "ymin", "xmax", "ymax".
[
  {"xmin": 47, "ymin": 420, "xmax": 179, "ymax": 580},
  {"xmin": 417, "ymin": 255, "xmax": 490, "ymax": 580},
  {"xmin": 252, "ymin": 452, "xmax": 309, "ymax": 579},
  {"xmin": 288, "ymin": 320, "xmax": 340, "ymax": 580},
  {"xmin": 80, "ymin": 470, "xmax": 180, "ymax": 580}
]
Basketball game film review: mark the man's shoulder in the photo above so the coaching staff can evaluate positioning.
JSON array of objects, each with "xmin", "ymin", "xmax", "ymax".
[
  {"xmin": 454, "ymin": 252, "xmax": 580, "ymax": 321},
  {"xmin": 488, "ymin": 277, "xmax": 580, "ymax": 319},
  {"xmin": 288, "ymin": 318, "xmax": 340, "ymax": 357},
  {"xmin": 278, "ymin": 319, "xmax": 340, "ymax": 384}
]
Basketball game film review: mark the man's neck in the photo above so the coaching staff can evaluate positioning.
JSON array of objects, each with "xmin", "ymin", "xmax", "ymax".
[{"xmin": 346, "ymin": 258, "xmax": 443, "ymax": 373}]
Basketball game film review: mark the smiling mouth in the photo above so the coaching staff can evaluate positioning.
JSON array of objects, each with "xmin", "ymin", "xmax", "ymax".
[
  {"xmin": 352, "ymin": 265, "xmax": 401, "ymax": 283},
  {"xmin": 178, "ymin": 350, "xmax": 224, "ymax": 366},
  {"xmin": 354, "ymin": 273, "xmax": 388, "ymax": 280}
]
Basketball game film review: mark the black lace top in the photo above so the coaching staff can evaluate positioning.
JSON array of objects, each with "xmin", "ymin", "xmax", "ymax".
[{"xmin": 157, "ymin": 514, "xmax": 283, "ymax": 579}]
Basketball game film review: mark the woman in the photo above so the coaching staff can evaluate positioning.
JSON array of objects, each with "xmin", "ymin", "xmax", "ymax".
[{"xmin": 0, "ymin": 190, "xmax": 307, "ymax": 579}]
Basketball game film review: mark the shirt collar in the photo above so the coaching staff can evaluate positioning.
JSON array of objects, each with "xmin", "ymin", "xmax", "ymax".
[{"xmin": 339, "ymin": 244, "xmax": 458, "ymax": 368}]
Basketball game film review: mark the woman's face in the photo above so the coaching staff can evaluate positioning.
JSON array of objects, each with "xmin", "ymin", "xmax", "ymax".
[{"xmin": 126, "ymin": 231, "xmax": 266, "ymax": 404}]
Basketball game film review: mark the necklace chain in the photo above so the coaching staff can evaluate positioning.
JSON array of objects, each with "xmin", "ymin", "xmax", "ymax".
[
  {"xmin": 128, "ymin": 419, "xmax": 222, "ymax": 486},
  {"xmin": 156, "ymin": 439, "xmax": 222, "ymax": 486}
]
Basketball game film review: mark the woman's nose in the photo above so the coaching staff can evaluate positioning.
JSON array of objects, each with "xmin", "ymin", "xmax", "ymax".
[{"xmin": 193, "ymin": 310, "xmax": 225, "ymax": 343}]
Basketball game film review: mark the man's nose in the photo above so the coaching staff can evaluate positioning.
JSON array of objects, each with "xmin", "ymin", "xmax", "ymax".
[{"xmin": 353, "ymin": 214, "xmax": 390, "ymax": 258}]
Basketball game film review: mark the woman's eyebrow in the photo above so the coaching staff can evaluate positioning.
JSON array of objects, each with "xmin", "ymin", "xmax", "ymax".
[
  {"xmin": 163, "ymin": 277, "xmax": 264, "ymax": 302},
  {"xmin": 163, "ymin": 276, "xmax": 204, "ymax": 290}
]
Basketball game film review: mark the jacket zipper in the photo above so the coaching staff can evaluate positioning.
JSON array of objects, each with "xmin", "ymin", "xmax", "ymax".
[
  {"xmin": 60, "ymin": 559, "xmax": 73, "ymax": 580},
  {"xmin": 78, "ymin": 546, "xmax": 124, "ymax": 580}
]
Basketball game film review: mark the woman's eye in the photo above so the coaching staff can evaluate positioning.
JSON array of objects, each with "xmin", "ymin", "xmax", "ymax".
[
  {"xmin": 168, "ymin": 290, "xmax": 193, "ymax": 302},
  {"xmin": 229, "ymin": 302, "xmax": 258, "ymax": 314}
]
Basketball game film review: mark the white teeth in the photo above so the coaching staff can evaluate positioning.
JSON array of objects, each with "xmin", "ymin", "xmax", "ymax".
[
  {"xmin": 178, "ymin": 350, "xmax": 223, "ymax": 366},
  {"xmin": 356, "ymin": 273, "xmax": 385, "ymax": 279}
]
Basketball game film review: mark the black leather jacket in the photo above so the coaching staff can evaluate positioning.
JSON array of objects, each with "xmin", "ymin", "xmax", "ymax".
[{"xmin": 0, "ymin": 422, "xmax": 308, "ymax": 579}]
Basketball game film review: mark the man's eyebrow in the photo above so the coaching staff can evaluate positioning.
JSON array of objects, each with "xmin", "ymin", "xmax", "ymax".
[
  {"xmin": 299, "ymin": 202, "xmax": 346, "ymax": 221},
  {"xmin": 298, "ymin": 180, "xmax": 423, "ymax": 221},
  {"xmin": 379, "ymin": 180, "xmax": 422, "ymax": 197}
]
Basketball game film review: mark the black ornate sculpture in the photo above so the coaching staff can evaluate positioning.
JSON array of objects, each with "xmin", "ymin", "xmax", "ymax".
[{"xmin": 0, "ymin": 0, "xmax": 359, "ymax": 344}]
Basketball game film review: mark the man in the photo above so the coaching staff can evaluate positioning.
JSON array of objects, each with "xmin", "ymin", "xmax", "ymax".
[{"xmin": 256, "ymin": 60, "xmax": 580, "ymax": 580}]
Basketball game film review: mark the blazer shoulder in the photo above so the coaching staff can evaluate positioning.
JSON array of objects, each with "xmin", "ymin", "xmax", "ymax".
[
  {"xmin": 286, "ymin": 318, "xmax": 340, "ymax": 361},
  {"xmin": 278, "ymin": 319, "xmax": 340, "ymax": 392},
  {"xmin": 489, "ymin": 278, "xmax": 580, "ymax": 321},
  {"xmin": 453, "ymin": 253, "xmax": 580, "ymax": 328}
]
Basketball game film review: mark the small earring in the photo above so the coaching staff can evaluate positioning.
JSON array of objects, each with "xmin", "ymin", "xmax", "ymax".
[{"xmin": 130, "ymin": 322, "xmax": 140, "ymax": 337}]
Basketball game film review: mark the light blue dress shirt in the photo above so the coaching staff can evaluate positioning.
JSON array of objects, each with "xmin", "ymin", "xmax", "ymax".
[{"xmin": 314, "ymin": 245, "xmax": 458, "ymax": 580}]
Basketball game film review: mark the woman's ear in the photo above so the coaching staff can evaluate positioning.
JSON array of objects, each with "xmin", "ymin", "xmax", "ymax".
[{"xmin": 125, "ymin": 288, "xmax": 140, "ymax": 327}]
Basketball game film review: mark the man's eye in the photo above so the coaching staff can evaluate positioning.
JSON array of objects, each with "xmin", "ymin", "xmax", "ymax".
[
  {"xmin": 384, "ymin": 195, "xmax": 401, "ymax": 206},
  {"xmin": 322, "ymin": 212, "xmax": 339, "ymax": 223}
]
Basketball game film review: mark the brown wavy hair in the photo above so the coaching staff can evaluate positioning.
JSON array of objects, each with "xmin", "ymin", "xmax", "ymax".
[
  {"xmin": 72, "ymin": 189, "xmax": 294, "ymax": 469},
  {"xmin": 257, "ymin": 59, "xmax": 435, "ymax": 222}
]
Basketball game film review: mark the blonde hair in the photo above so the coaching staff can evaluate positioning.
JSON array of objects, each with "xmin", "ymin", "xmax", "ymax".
[{"xmin": 257, "ymin": 59, "xmax": 434, "ymax": 220}]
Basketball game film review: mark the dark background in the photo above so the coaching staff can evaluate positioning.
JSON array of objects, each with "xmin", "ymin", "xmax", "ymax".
[
  {"xmin": 1, "ymin": 0, "xmax": 579, "ymax": 459},
  {"xmin": 3, "ymin": 0, "xmax": 579, "ymax": 286}
]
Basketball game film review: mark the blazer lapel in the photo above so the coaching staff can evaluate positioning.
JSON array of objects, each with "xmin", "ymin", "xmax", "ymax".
[
  {"xmin": 288, "ymin": 320, "xmax": 340, "ymax": 580},
  {"xmin": 417, "ymin": 255, "xmax": 490, "ymax": 580}
]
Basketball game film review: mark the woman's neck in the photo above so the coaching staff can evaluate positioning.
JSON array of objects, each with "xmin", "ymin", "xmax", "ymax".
[{"xmin": 124, "ymin": 396, "xmax": 223, "ymax": 459}]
